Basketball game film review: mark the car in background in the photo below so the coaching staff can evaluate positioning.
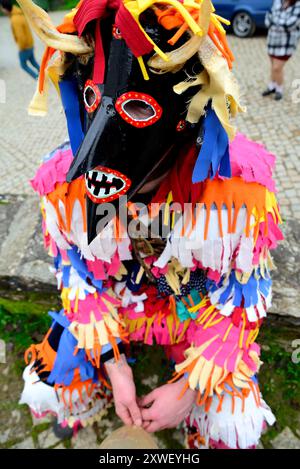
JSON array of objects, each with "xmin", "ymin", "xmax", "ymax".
[{"xmin": 213, "ymin": 0, "xmax": 273, "ymax": 37}]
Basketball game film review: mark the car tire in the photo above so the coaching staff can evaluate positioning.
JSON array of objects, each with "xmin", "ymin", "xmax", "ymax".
[{"xmin": 232, "ymin": 11, "xmax": 256, "ymax": 38}]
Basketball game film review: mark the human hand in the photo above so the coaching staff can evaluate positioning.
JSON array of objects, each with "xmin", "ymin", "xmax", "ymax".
[
  {"xmin": 139, "ymin": 377, "xmax": 196, "ymax": 432},
  {"xmin": 105, "ymin": 354, "xmax": 142, "ymax": 427}
]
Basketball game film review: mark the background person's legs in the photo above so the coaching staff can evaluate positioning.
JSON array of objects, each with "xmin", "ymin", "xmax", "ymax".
[
  {"xmin": 28, "ymin": 48, "xmax": 40, "ymax": 74},
  {"xmin": 18, "ymin": 48, "xmax": 38, "ymax": 80},
  {"xmin": 271, "ymin": 58, "xmax": 286, "ymax": 100},
  {"xmin": 271, "ymin": 57, "xmax": 285, "ymax": 84},
  {"xmin": 269, "ymin": 57, "xmax": 277, "ymax": 91},
  {"xmin": 263, "ymin": 57, "xmax": 286, "ymax": 99},
  {"xmin": 262, "ymin": 57, "xmax": 277, "ymax": 96}
]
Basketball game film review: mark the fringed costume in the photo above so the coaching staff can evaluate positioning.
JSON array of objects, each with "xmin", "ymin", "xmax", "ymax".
[{"xmin": 18, "ymin": 0, "xmax": 283, "ymax": 449}]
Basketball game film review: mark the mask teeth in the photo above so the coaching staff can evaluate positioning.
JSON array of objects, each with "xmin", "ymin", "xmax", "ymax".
[{"xmin": 85, "ymin": 170, "xmax": 125, "ymax": 198}]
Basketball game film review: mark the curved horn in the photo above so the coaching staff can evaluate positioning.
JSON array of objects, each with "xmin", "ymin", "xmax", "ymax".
[{"xmin": 16, "ymin": 0, "xmax": 92, "ymax": 54}]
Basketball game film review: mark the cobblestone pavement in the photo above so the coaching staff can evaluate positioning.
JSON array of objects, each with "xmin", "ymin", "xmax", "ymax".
[
  {"xmin": 0, "ymin": 13, "xmax": 300, "ymax": 218},
  {"xmin": 0, "ymin": 12, "xmax": 67, "ymax": 196},
  {"xmin": 231, "ymin": 35, "xmax": 300, "ymax": 221}
]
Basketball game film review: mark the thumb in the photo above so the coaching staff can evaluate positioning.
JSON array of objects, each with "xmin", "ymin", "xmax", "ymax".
[
  {"xmin": 139, "ymin": 390, "xmax": 157, "ymax": 408},
  {"xmin": 128, "ymin": 400, "xmax": 142, "ymax": 427}
]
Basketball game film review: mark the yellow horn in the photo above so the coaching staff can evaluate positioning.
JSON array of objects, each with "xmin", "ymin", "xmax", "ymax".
[{"xmin": 16, "ymin": 0, "xmax": 92, "ymax": 54}]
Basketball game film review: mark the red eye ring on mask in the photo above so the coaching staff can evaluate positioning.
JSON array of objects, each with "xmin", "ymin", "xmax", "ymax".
[
  {"xmin": 112, "ymin": 24, "xmax": 122, "ymax": 39},
  {"xmin": 115, "ymin": 92, "xmax": 163, "ymax": 128},
  {"xmin": 83, "ymin": 79, "xmax": 101, "ymax": 114}
]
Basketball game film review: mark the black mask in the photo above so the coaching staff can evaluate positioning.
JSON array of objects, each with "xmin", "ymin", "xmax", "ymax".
[{"xmin": 65, "ymin": 12, "xmax": 203, "ymax": 243}]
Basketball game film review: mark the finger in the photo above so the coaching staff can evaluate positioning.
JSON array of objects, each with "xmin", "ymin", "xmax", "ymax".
[
  {"xmin": 139, "ymin": 390, "xmax": 157, "ymax": 407},
  {"xmin": 136, "ymin": 396, "xmax": 144, "ymax": 406},
  {"xmin": 116, "ymin": 404, "xmax": 133, "ymax": 426},
  {"xmin": 144, "ymin": 420, "xmax": 164, "ymax": 433},
  {"xmin": 142, "ymin": 420, "xmax": 151, "ymax": 429},
  {"xmin": 128, "ymin": 401, "xmax": 142, "ymax": 427},
  {"xmin": 141, "ymin": 407, "xmax": 155, "ymax": 422}
]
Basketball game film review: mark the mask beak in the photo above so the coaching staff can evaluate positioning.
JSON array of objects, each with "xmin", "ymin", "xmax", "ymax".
[{"xmin": 66, "ymin": 96, "xmax": 113, "ymax": 183}]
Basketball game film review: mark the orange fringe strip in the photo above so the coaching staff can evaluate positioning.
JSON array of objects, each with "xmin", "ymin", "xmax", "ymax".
[
  {"xmin": 47, "ymin": 177, "xmax": 87, "ymax": 233},
  {"xmin": 154, "ymin": 6, "xmax": 234, "ymax": 68}
]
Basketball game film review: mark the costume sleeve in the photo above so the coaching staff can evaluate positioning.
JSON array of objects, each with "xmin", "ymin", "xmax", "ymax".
[
  {"xmin": 20, "ymin": 145, "xmax": 132, "ymax": 426},
  {"xmin": 46, "ymin": 240, "xmax": 127, "ymax": 367},
  {"xmin": 177, "ymin": 205, "xmax": 282, "ymax": 447},
  {"xmin": 165, "ymin": 134, "xmax": 284, "ymax": 448},
  {"xmin": 173, "ymin": 194, "xmax": 283, "ymax": 391},
  {"xmin": 42, "ymin": 204, "xmax": 129, "ymax": 369},
  {"xmin": 33, "ymin": 145, "xmax": 130, "ymax": 369}
]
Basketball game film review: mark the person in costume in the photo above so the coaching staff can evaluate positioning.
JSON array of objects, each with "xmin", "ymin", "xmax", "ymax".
[
  {"xmin": 17, "ymin": 0, "xmax": 284, "ymax": 449},
  {"xmin": 0, "ymin": 0, "xmax": 40, "ymax": 80}
]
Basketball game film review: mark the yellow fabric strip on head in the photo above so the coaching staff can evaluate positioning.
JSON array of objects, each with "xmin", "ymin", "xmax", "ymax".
[
  {"xmin": 173, "ymin": 37, "xmax": 244, "ymax": 140},
  {"xmin": 28, "ymin": 54, "xmax": 62, "ymax": 116},
  {"xmin": 28, "ymin": 76, "xmax": 49, "ymax": 117},
  {"xmin": 137, "ymin": 56, "xmax": 150, "ymax": 80}
]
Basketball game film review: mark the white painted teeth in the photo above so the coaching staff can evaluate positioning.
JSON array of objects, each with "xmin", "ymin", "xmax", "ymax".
[
  {"xmin": 87, "ymin": 171, "xmax": 115, "ymax": 183},
  {"xmin": 101, "ymin": 172, "xmax": 114, "ymax": 183},
  {"xmin": 99, "ymin": 187, "xmax": 108, "ymax": 197},
  {"xmin": 85, "ymin": 170, "xmax": 125, "ymax": 199}
]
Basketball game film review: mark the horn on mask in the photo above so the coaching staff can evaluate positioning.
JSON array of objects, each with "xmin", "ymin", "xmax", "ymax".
[{"xmin": 16, "ymin": 0, "xmax": 92, "ymax": 54}]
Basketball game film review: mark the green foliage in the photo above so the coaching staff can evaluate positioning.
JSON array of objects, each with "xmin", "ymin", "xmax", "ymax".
[
  {"xmin": 48, "ymin": 0, "xmax": 78, "ymax": 10},
  {"xmin": 0, "ymin": 297, "xmax": 53, "ymax": 352},
  {"xmin": 0, "ymin": 296, "xmax": 50, "ymax": 316},
  {"xmin": 259, "ymin": 321, "xmax": 300, "ymax": 447},
  {"xmin": 34, "ymin": 0, "xmax": 50, "ymax": 10}
]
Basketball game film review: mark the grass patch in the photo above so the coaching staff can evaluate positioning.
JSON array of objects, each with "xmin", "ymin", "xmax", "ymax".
[
  {"xmin": 259, "ymin": 320, "xmax": 300, "ymax": 447},
  {"xmin": 54, "ymin": 0, "xmax": 78, "ymax": 10},
  {"xmin": 0, "ymin": 297, "xmax": 51, "ymax": 317},
  {"xmin": 0, "ymin": 291, "xmax": 57, "ymax": 352}
]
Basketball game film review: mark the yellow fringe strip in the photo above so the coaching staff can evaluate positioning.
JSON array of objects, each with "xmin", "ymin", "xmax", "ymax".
[{"xmin": 172, "ymin": 344, "xmax": 261, "ymax": 411}]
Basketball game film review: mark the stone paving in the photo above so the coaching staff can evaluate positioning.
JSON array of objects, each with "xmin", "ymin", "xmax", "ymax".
[
  {"xmin": 230, "ymin": 35, "xmax": 300, "ymax": 221},
  {"xmin": 0, "ymin": 12, "xmax": 67, "ymax": 196},
  {"xmin": 0, "ymin": 12, "xmax": 300, "ymax": 218}
]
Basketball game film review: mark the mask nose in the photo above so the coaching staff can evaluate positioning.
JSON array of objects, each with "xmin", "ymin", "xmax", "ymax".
[{"xmin": 66, "ymin": 96, "xmax": 117, "ymax": 183}]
